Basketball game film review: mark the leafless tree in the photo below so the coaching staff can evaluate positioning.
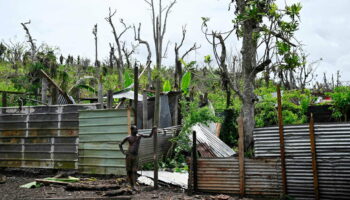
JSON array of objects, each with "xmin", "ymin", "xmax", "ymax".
[
  {"xmin": 105, "ymin": 8, "xmax": 131, "ymax": 88},
  {"xmin": 92, "ymin": 24, "xmax": 103, "ymax": 105},
  {"xmin": 92, "ymin": 24, "xmax": 98, "ymax": 66},
  {"xmin": 144, "ymin": 0, "xmax": 177, "ymax": 127},
  {"xmin": 174, "ymin": 25, "xmax": 200, "ymax": 90},
  {"xmin": 122, "ymin": 42, "xmax": 137, "ymax": 69},
  {"xmin": 134, "ymin": 23, "xmax": 152, "ymax": 89},
  {"xmin": 109, "ymin": 43, "xmax": 115, "ymax": 69},
  {"xmin": 20, "ymin": 20, "xmax": 36, "ymax": 61}
]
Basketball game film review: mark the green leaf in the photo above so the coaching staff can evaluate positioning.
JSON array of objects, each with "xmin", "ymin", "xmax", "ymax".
[
  {"xmin": 204, "ymin": 55, "xmax": 212, "ymax": 64},
  {"xmin": 181, "ymin": 71, "xmax": 191, "ymax": 94},
  {"xmin": 124, "ymin": 71, "xmax": 133, "ymax": 88},
  {"xmin": 20, "ymin": 181, "xmax": 43, "ymax": 188},
  {"xmin": 276, "ymin": 41, "xmax": 291, "ymax": 55},
  {"xmin": 163, "ymin": 80, "xmax": 171, "ymax": 92}
]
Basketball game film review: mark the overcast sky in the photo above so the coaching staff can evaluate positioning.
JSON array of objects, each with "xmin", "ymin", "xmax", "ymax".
[{"xmin": 1, "ymin": 0, "xmax": 349, "ymax": 81}]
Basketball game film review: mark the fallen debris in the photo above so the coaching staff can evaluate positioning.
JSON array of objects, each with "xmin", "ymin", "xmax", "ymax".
[
  {"xmin": 0, "ymin": 175, "xmax": 6, "ymax": 184},
  {"xmin": 137, "ymin": 176, "xmax": 154, "ymax": 187},
  {"xmin": 20, "ymin": 181, "xmax": 43, "ymax": 188},
  {"xmin": 192, "ymin": 124, "xmax": 236, "ymax": 157},
  {"xmin": 103, "ymin": 188, "xmax": 133, "ymax": 196},
  {"xmin": 138, "ymin": 171, "xmax": 188, "ymax": 189},
  {"xmin": 66, "ymin": 183, "xmax": 120, "ymax": 191},
  {"xmin": 209, "ymin": 194, "xmax": 232, "ymax": 200},
  {"xmin": 21, "ymin": 176, "xmax": 80, "ymax": 188}
]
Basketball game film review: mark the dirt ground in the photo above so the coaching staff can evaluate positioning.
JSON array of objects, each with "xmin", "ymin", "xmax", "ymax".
[{"xmin": 0, "ymin": 169, "xmax": 252, "ymax": 200}]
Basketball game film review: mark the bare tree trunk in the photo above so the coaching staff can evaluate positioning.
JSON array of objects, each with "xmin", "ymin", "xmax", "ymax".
[
  {"xmin": 98, "ymin": 77, "xmax": 103, "ymax": 108},
  {"xmin": 21, "ymin": 21, "xmax": 36, "ymax": 61},
  {"xmin": 134, "ymin": 23, "xmax": 152, "ymax": 89},
  {"xmin": 41, "ymin": 78, "xmax": 48, "ymax": 104},
  {"xmin": 240, "ymin": 10, "xmax": 258, "ymax": 149},
  {"xmin": 93, "ymin": 24, "xmax": 98, "ymax": 66},
  {"xmin": 106, "ymin": 8, "xmax": 130, "ymax": 88}
]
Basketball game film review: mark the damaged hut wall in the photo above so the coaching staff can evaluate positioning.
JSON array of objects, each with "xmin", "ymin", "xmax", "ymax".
[
  {"xmin": 78, "ymin": 109, "xmax": 132, "ymax": 175},
  {"xmin": 196, "ymin": 157, "xmax": 281, "ymax": 196},
  {"xmin": 138, "ymin": 127, "xmax": 177, "ymax": 165},
  {"xmin": 0, "ymin": 104, "xmax": 99, "ymax": 169},
  {"xmin": 254, "ymin": 123, "xmax": 350, "ymax": 200}
]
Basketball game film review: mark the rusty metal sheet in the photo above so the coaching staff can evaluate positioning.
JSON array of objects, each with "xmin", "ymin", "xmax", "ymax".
[
  {"xmin": 196, "ymin": 157, "xmax": 281, "ymax": 196},
  {"xmin": 0, "ymin": 104, "xmax": 99, "ymax": 169},
  {"xmin": 254, "ymin": 123, "xmax": 350, "ymax": 200}
]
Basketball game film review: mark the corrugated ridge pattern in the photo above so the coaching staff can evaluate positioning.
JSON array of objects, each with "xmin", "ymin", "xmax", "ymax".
[
  {"xmin": 0, "ymin": 104, "xmax": 99, "ymax": 169},
  {"xmin": 254, "ymin": 123, "xmax": 350, "ymax": 200},
  {"xmin": 197, "ymin": 157, "xmax": 281, "ymax": 196}
]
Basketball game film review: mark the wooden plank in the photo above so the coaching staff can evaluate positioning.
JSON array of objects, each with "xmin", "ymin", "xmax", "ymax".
[
  {"xmin": 142, "ymin": 92, "xmax": 148, "ymax": 129},
  {"xmin": 2, "ymin": 92, "xmax": 7, "ymax": 108},
  {"xmin": 134, "ymin": 65, "xmax": 138, "ymax": 126},
  {"xmin": 40, "ymin": 70, "xmax": 73, "ymax": 104},
  {"xmin": 127, "ymin": 108, "xmax": 131, "ymax": 135},
  {"xmin": 193, "ymin": 130, "xmax": 198, "ymax": 192},
  {"xmin": 107, "ymin": 90, "xmax": 113, "ymax": 109},
  {"xmin": 153, "ymin": 126, "xmax": 158, "ymax": 189},
  {"xmin": 309, "ymin": 113, "xmax": 320, "ymax": 200},
  {"xmin": 238, "ymin": 116, "xmax": 245, "ymax": 197},
  {"xmin": 277, "ymin": 85, "xmax": 287, "ymax": 195}
]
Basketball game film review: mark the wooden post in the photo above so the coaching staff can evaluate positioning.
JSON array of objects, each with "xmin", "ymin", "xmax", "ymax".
[
  {"xmin": 2, "ymin": 92, "xmax": 7, "ymax": 114},
  {"xmin": 2, "ymin": 92, "xmax": 7, "ymax": 107},
  {"xmin": 134, "ymin": 65, "xmax": 139, "ymax": 126},
  {"xmin": 173, "ymin": 94, "xmax": 179, "ymax": 126},
  {"xmin": 41, "ymin": 78, "xmax": 48, "ymax": 104},
  {"xmin": 153, "ymin": 126, "xmax": 158, "ymax": 189},
  {"xmin": 142, "ymin": 92, "xmax": 148, "ymax": 129},
  {"xmin": 192, "ymin": 130, "xmax": 197, "ymax": 192},
  {"xmin": 237, "ymin": 116, "xmax": 245, "ymax": 197},
  {"xmin": 277, "ymin": 85, "xmax": 287, "ymax": 195},
  {"xmin": 309, "ymin": 113, "xmax": 320, "ymax": 200},
  {"xmin": 107, "ymin": 90, "xmax": 113, "ymax": 109},
  {"xmin": 51, "ymin": 87, "xmax": 58, "ymax": 105},
  {"xmin": 127, "ymin": 107, "xmax": 132, "ymax": 135}
]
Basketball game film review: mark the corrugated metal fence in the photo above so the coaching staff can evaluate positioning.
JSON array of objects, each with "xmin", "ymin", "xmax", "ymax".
[
  {"xmin": 196, "ymin": 157, "xmax": 281, "ymax": 196},
  {"xmin": 254, "ymin": 123, "xmax": 350, "ymax": 200},
  {"xmin": 0, "ymin": 104, "xmax": 99, "ymax": 169},
  {"xmin": 78, "ymin": 109, "xmax": 177, "ymax": 175}
]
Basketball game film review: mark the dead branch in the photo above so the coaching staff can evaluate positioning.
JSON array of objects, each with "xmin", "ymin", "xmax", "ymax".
[
  {"xmin": 66, "ymin": 183, "xmax": 120, "ymax": 191},
  {"xmin": 105, "ymin": 8, "xmax": 131, "ymax": 70},
  {"xmin": 213, "ymin": 33, "xmax": 242, "ymax": 99},
  {"xmin": 161, "ymin": 0, "xmax": 177, "ymax": 39},
  {"xmin": 181, "ymin": 43, "xmax": 200, "ymax": 60},
  {"xmin": 20, "ymin": 20, "xmax": 36, "ymax": 60},
  {"xmin": 133, "ymin": 23, "xmax": 152, "ymax": 88}
]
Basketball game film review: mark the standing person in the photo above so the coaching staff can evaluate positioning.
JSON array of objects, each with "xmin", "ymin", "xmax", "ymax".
[{"xmin": 119, "ymin": 125, "xmax": 157, "ymax": 189}]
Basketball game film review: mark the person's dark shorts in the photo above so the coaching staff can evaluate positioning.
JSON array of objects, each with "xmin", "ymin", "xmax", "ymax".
[{"xmin": 126, "ymin": 153, "xmax": 139, "ymax": 172}]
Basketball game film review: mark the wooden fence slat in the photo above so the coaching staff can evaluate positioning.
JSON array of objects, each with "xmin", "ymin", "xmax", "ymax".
[
  {"xmin": 238, "ymin": 116, "xmax": 245, "ymax": 197},
  {"xmin": 309, "ymin": 113, "xmax": 320, "ymax": 200},
  {"xmin": 277, "ymin": 85, "xmax": 287, "ymax": 195}
]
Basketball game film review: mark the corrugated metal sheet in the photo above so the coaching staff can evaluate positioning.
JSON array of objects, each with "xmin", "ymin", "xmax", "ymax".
[
  {"xmin": 78, "ymin": 109, "xmax": 177, "ymax": 175},
  {"xmin": 191, "ymin": 124, "xmax": 235, "ymax": 157},
  {"xmin": 197, "ymin": 157, "xmax": 281, "ymax": 196},
  {"xmin": 138, "ymin": 126, "xmax": 178, "ymax": 164},
  {"xmin": 0, "ymin": 104, "xmax": 99, "ymax": 169},
  {"xmin": 254, "ymin": 123, "xmax": 350, "ymax": 200},
  {"xmin": 78, "ymin": 109, "xmax": 130, "ymax": 175}
]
